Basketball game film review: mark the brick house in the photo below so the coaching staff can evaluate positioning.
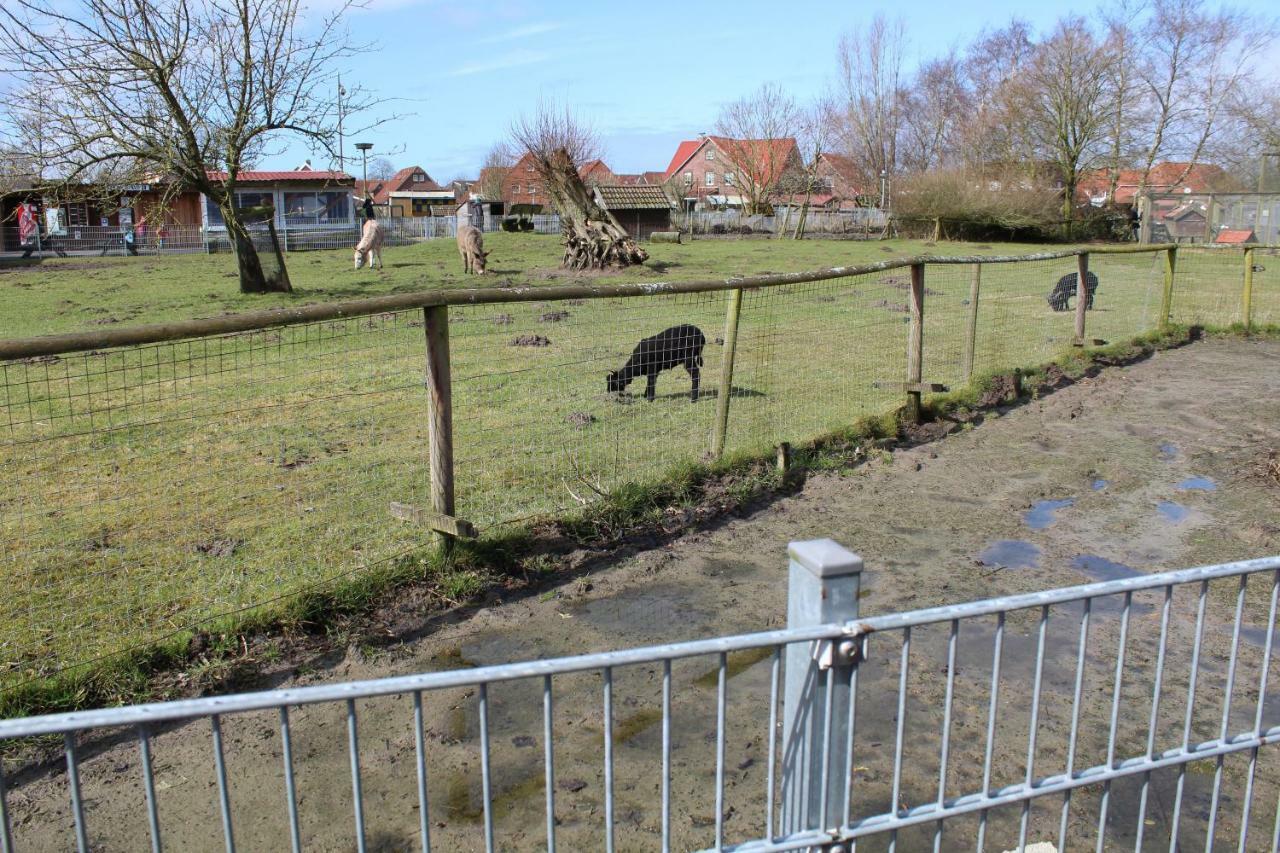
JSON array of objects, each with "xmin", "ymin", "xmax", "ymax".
[
  {"xmin": 662, "ymin": 135, "xmax": 805, "ymax": 212},
  {"xmin": 501, "ymin": 152, "xmax": 551, "ymax": 211},
  {"xmin": 813, "ymin": 153, "xmax": 867, "ymax": 210}
]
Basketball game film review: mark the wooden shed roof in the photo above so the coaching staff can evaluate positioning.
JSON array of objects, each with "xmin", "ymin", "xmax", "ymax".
[{"xmin": 594, "ymin": 184, "xmax": 673, "ymax": 210}]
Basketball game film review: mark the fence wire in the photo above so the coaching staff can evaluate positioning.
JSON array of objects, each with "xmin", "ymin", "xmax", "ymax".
[{"xmin": 0, "ymin": 246, "xmax": 1273, "ymax": 700}]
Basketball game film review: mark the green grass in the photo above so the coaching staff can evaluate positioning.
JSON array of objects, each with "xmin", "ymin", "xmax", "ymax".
[{"xmin": 0, "ymin": 234, "xmax": 1270, "ymax": 713}]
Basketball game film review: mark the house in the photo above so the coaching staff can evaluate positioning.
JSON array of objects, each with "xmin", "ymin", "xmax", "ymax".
[
  {"xmin": 641, "ymin": 171, "xmax": 667, "ymax": 186},
  {"xmin": 359, "ymin": 166, "xmax": 455, "ymax": 217},
  {"xmin": 501, "ymin": 152, "xmax": 551, "ymax": 212},
  {"xmin": 592, "ymin": 185, "xmax": 674, "ymax": 240},
  {"xmin": 1077, "ymin": 162, "xmax": 1229, "ymax": 207},
  {"xmin": 662, "ymin": 135, "xmax": 806, "ymax": 212},
  {"xmin": 813, "ymin": 153, "xmax": 866, "ymax": 210},
  {"xmin": 201, "ymin": 168, "xmax": 356, "ymax": 228},
  {"xmin": 579, "ymin": 159, "xmax": 616, "ymax": 187}
]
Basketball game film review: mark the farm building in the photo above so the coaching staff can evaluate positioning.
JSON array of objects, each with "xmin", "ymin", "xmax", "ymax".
[{"xmin": 592, "ymin": 184, "xmax": 674, "ymax": 240}]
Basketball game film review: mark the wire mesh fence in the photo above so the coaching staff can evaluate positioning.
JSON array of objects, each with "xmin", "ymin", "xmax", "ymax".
[{"xmin": 0, "ymin": 245, "xmax": 1272, "ymax": 702}]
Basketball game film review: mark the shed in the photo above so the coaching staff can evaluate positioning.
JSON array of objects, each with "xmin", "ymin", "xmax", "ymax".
[
  {"xmin": 1215, "ymin": 228, "xmax": 1257, "ymax": 245},
  {"xmin": 1163, "ymin": 203, "xmax": 1207, "ymax": 242},
  {"xmin": 592, "ymin": 185, "xmax": 674, "ymax": 240}
]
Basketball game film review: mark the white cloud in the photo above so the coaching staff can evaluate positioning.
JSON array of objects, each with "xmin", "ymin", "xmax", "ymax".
[
  {"xmin": 473, "ymin": 21, "xmax": 564, "ymax": 44},
  {"xmin": 447, "ymin": 49, "xmax": 552, "ymax": 77}
]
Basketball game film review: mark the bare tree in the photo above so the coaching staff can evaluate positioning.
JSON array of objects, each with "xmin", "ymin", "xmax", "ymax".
[
  {"xmin": 899, "ymin": 51, "xmax": 969, "ymax": 174},
  {"xmin": 713, "ymin": 83, "xmax": 803, "ymax": 215},
  {"xmin": 1012, "ymin": 17, "xmax": 1113, "ymax": 222},
  {"xmin": 789, "ymin": 99, "xmax": 836, "ymax": 239},
  {"xmin": 958, "ymin": 19, "xmax": 1037, "ymax": 172},
  {"xmin": 510, "ymin": 103, "xmax": 646, "ymax": 270},
  {"xmin": 1135, "ymin": 0, "xmax": 1271, "ymax": 192},
  {"xmin": 367, "ymin": 157, "xmax": 398, "ymax": 182},
  {"xmin": 1097, "ymin": 0, "xmax": 1148, "ymax": 205},
  {"xmin": 0, "ymin": 0, "xmax": 383, "ymax": 293},
  {"xmin": 833, "ymin": 15, "xmax": 906, "ymax": 187},
  {"xmin": 476, "ymin": 142, "xmax": 515, "ymax": 202}
]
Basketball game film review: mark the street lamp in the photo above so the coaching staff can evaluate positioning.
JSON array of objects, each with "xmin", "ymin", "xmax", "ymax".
[
  {"xmin": 879, "ymin": 169, "xmax": 887, "ymax": 210},
  {"xmin": 355, "ymin": 142, "xmax": 373, "ymax": 219}
]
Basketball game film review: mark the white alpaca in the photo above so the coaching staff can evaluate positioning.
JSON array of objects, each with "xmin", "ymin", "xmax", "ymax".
[{"xmin": 354, "ymin": 220, "xmax": 384, "ymax": 270}]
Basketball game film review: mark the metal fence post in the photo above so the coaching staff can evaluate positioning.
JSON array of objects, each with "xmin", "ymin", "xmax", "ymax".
[
  {"xmin": 781, "ymin": 539, "xmax": 863, "ymax": 839},
  {"xmin": 1243, "ymin": 247, "xmax": 1255, "ymax": 331},
  {"xmin": 710, "ymin": 287, "xmax": 744, "ymax": 459},
  {"xmin": 962, "ymin": 262, "xmax": 981, "ymax": 385},
  {"xmin": 906, "ymin": 262, "xmax": 926, "ymax": 423},
  {"xmin": 1160, "ymin": 246, "xmax": 1177, "ymax": 328},
  {"xmin": 1074, "ymin": 252, "xmax": 1089, "ymax": 346},
  {"xmin": 423, "ymin": 305, "xmax": 456, "ymax": 549}
]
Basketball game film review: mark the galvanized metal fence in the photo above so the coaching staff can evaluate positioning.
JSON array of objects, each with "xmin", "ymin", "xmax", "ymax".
[
  {"xmin": 0, "ymin": 245, "xmax": 1271, "ymax": 704},
  {"xmin": 0, "ymin": 542, "xmax": 1275, "ymax": 852}
]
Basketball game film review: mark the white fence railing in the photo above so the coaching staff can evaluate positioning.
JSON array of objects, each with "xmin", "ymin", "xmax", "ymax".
[{"xmin": 0, "ymin": 543, "xmax": 1275, "ymax": 853}]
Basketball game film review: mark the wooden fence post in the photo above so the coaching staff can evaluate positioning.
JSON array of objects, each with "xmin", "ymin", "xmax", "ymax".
[
  {"xmin": 1243, "ymin": 247, "xmax": 1255, "ymax": 331},
  {"xmin": 424, "ymin": 305, "xmax": 455, "ymax": 548},
  {"xmin": 1074, "ymin": 252, "xmax": 1089, "ymax": 347},
  {"xmin": 962, "ymin": 262, "xmax": 981, "ymax": 384},
  {"xmin": 710, "ymin": 288, "xmax": 744, "ymax": 459},
  {"xmin": 906, "ymin": 262, "xmax": 925, "ymax": 423},
  {"xmin": 1160, "ymin": 246, "xmax": 1177, "ymax": 328}
]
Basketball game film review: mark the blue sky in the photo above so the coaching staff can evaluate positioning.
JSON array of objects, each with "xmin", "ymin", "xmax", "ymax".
[{"xmin": 292, "ymin": 0, "xmax": 1273, "ymax": 183}]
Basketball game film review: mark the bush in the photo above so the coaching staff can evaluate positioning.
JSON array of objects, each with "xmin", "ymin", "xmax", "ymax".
[
  {"xmin": 710, "ymin": 223, "xmax": 726, "ymax": 235},
  {"xmin": 894, "ymin": 167, "xmax": 1063, "ymax": 242},
  {"xmin": 739, "ymin": 225, "xmax": 754, "ymax": 235},
  {"xmin": 518, "ymin": 217, "xmax": 535, "ymax": 232},
  {"xmin": 500, "ymin": 217, "xmax": 520, "ymax": 232}
]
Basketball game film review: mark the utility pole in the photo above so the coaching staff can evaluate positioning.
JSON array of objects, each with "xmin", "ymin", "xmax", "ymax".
[{"xmin": 337, "ymin": 78, "xmax": 346, "ymax": 172}]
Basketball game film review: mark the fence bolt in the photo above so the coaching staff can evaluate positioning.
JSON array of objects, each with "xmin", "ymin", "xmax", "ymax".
[
  {"xmin": 905, "ymin": 263, "xmax": 925, "ymax": 423},
  {"xmin": 1243, "ymin": 247, "xmax": 1255, "ymax": 331},
  {"xmin": 423, "ymin": 305, "xmax": 456, "ymax": 550},
  {"xmin": 1160, "ymin": 246, "xmax": 1177, "ymax": 328},
  {"xmin": 782, "ymin": 538, "xmax": 863, "ymax": 837},
  {"xmin": 710, "ymin": 287, "xmax": 744, "ymax": 458},
  {"xmin": 1073, "ymin": 252, "xmax": 1089, "ymax": 347},
  {"xmin": 962, "ymin": 262, "xmax": 981, "ymax": 385}
]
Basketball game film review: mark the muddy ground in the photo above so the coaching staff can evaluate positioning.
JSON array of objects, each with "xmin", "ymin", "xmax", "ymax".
[{"xmin": 6, "ymin": 337, "xmax": 1280, "ymax": 852}]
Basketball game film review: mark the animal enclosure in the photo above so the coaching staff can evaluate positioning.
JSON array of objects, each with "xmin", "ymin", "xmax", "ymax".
[{"xmin": 0, "ymin": 244, "xmax": 1275, "ymax": 703}]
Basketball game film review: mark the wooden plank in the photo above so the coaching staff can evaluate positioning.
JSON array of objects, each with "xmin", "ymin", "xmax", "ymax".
[
  {"xmin": 423, "ymin": 305, "xmax": 456, "ymax": 547},
  {"xmin": 873, "ymin": 381, "xmax": 949, "ymax": 393},
  {"xmin": 710, "ymin": 287, "xmax": 743, "ymax": 459},
  {"xmin": 389, "ymin": 502, "xmax": 477, "ymax": 539},
  {"xmin": 1243, "ymin": 247, "xmax": 1255, "ymax": 331},
  {"xmin": 1160, "ymin": 246, "xmax": 1177, "ymax": 327},
  {"xmin": 905, "ymin": 263, "xmax": 926, "ymax": 423},
  {"xmin": 1074, "ymin": 252, "xmax": 1089, "ymax": 345},
  {"xmin": 962, "ymin": 262, "xmax": 981, "ymax": 385}
]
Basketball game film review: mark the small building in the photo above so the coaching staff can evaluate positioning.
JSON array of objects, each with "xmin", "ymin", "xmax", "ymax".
[
  {"xmin": 592, "ymin": 184, "xmax": 674, "ymax": 240},
  {"xmin": 1215, "ymin": 228, "xmax": 1257, "ymax": 245},
  {"xmin": 202, "ymin": 168, "xmax": 355, "ymax": 228},
  {"xmin": 1164, "ymin": 203, "xmax": 1208, "ymax": 242}
]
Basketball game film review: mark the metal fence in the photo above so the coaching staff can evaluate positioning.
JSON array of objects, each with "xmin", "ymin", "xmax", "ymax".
[
  {"xmin": 684, "ymin": 209, "xmax": 887, "ymax": 237},
  {"xmin": 0, "ymin": 541, "xmax": 1275, "ymax": 852},
  {"xmin": 0, "ymin": 245, "xmax": 1273, "ymax": 704}
]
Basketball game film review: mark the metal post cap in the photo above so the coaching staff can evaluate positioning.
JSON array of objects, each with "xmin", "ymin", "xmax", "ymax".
[{"xmin": 787, "ymin": 539, "xmax": 863, "ymax": 578}]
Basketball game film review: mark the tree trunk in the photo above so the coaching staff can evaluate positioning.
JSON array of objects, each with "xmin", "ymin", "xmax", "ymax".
[
  {"xmin": 540, "ymin": 149, "xmax": 647, "ymax": 270},
  {"xmin": 224, "ymin": 205, "xmax": 291, "ymax": 294}
]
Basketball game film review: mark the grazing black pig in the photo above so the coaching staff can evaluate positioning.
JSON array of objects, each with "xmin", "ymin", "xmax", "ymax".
[
  {"xmin": 608, "ymin": 324, "xmax": 706, "ymax": 402},
  {"xmin": 1047, "ymin": 271, "xmax": 1099, "ymax": 311}
]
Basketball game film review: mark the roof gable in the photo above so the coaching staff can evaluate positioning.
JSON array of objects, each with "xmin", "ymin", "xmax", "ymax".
[{"xmin": 664, "ymin": 139, "xmax": 707, "ymax": 179}]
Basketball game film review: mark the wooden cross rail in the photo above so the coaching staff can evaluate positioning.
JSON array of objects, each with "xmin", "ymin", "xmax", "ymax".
[
  {"xmin": 873, "ymin": 381, "xmax": 950, "ymax": 394},
  {"xmin": 389, "ymin": 502, "xmax": 478, "ymax": 539}
]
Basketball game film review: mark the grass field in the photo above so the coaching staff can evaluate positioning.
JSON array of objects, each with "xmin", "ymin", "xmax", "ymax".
[{"xmin": 0, "ymin": 234, "xmax": 1271, "ymax": 706}]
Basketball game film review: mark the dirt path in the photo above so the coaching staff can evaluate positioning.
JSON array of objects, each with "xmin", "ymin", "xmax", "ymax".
[{"xmin": 7, "ymin": 337, "xmax": 1280, "ymax": 852}]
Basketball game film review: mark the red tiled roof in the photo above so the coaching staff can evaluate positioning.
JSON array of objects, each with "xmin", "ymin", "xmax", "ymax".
[
  {"xmin": 664, "ymin": 140, "xmax": 706, "ymax": 179},
  {"xmin": 642, "ymin": 171, "xmax": 668, "ymax": 185},
  {"xmin": 1076, "ymin": 162, "xmax": 1227, "ymax": 204},
  {"xmin": 614, "ymin": 174, "xmax": 645, "ymax": 185},
  {"xmin": 206, "ymin": 170, "xmax": 354, "ymax": 183},
  {"xmin": 1215, "ymin": 229, "xmax": 1256, "ymax": 244}
]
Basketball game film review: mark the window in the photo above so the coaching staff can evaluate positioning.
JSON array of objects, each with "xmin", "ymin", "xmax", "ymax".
[
  {"xmin": 283, "ymin": 190, "xmax": 349, "ymax": 222},
  {"xmin": 527, "ymin": 165, "xmax": 535, "ymax": 172},
  {"xmin": 528, "ymin": 184, "xmax": 536, "ymax": 195},
  {"xmin": 684, "ymin": 171, "xmax": 693, "ymax": 186},
  {"xmin": 204, "ymin": 189, "xmax": 275, "ymax": 226},
  {"xmin": 705, "ymin": 149, "xmax": 715, "ymax": 161},
  {"xmin": 413, "ymin": 172, "xmax": 425, "ymax": 183},
  {"xmin": 724, "ymin": 172, "xmax": 735, "ymax": 187},
  {"xmin": 705, "ymin": 172, "xmax": 715, "ymax": 186},
  {"xmin": 512, "ymin": 184, "xmax": 521, "ymax": 194}
]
